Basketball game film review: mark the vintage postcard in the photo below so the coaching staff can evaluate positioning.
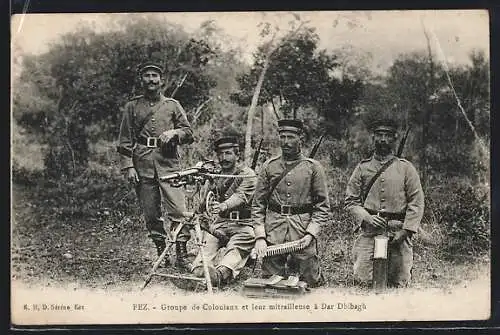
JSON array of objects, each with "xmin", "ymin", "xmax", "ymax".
[{"xmin": 11, "ymin": 10, "xmax": 490, "ymax": 326}]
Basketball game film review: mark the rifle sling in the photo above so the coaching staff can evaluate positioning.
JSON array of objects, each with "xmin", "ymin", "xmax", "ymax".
[
  {"xmin": 361, "ymin": 157, "xmax": 398, "ymax": 205},
  {"xmin": 218, "ymin": 166, "xmax": 243, "ymax": 200},
  {"xmin": 267, "ymin": 159, "xmax": 305, "ymax": 201},
  {"xmin": 134, "ymin": 99, "xmax": 165, "ymax": 140},
  {"xmin": 353, "ymin": 156, "xmax": 398, "ymax": 234}
]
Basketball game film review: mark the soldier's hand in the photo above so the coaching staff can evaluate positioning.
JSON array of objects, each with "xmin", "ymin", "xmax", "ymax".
[
  {"xmin": 300, "ymin": 234, "xmax": 314, "ymax": 248},
  {"xmin": 210, "ymin": 202, "xmax": 228, "ymax": 215},
  {"xmin": 366, "ymin": 214, "xmax": 387, "ymax": 230},
  {"xmin": 158, "ymin": 129, "xmax": 178, "ymax": 145},
  {"xmin": 126, "ymin": 167, "xmax": 139, "ymax": 185},
  {"xmin": 209, "ymin": 201, "xmax": 221, "ymax": 215},
  {"xmin": 255, "ymin": 238, "xmax": 268, "ymax": 261},
  {"xmin": 390, "ymin": 229, "xmax": 410, "ymax": 245}
]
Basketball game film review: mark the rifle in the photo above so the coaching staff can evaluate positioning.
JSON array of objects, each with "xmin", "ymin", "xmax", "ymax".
[
  {"xmin": 308, "ymin": 131, "xmax": 327, "ymax": 158},
  {"xmin": 396, "ymin": 126, "xmax": 411, "ymax": 157},
  {"xmin": 251, "ymin": 139, "xmax": 264, "ymax": 170},
  {"xmin": 169, "ymin": 73, "xmax": 188, "ymax": 99}
]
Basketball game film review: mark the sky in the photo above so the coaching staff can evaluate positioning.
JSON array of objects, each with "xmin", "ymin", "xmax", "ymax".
[{"xmin": 11, "ymin": 10, "xmax": 489, "ymax": 75}]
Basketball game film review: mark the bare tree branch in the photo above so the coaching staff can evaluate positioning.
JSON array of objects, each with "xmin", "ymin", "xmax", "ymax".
[{"xmin": 191, "ymin": 97, "xmax": 214, "ymax": 125}]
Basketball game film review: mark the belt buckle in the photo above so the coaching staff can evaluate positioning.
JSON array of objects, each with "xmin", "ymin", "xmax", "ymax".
[
  {"xmin": 146, "ymin": 137, "xmax": 158, "ymax": 148},
  {"xmin": 229, "ymin": 211, "xmax": 240, "ymax": 220},
  {"xmin": 280, "ymin": 205, "xmax": 291, "ymax": 216}
]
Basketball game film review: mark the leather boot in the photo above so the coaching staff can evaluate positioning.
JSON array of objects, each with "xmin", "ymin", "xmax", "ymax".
[
  {"xmin": 153, "ymin": 239, "xmax": 170, "ymax": 268},
  {"xmin": 216, "ymin": 265, "xmax": 233, "ymax": 287},
  {"xmin": 175, "ymin": 241, "xmax": 190, "ymax": 271}
]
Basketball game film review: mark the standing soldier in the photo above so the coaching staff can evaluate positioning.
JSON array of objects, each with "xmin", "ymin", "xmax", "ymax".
[
  {"xmin": 252, "ymin": 120, "xmax": 330, "ymax": 287},
  {"xmin": 190, "ymin": 134, "xmax": 257, "ymax": 287},
  {"xmin": 344, "ymin": 117, "xmax": 424, "ymax": 288},
  {"xmin": 117, "ymin": 61, "xmax": 194, "ymax": 270}
]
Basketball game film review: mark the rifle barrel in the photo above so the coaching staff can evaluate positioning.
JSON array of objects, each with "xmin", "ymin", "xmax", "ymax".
[
  {"xmin": 309, "ymin": 132, "xmax": 326, "ymax": 158},
  {"xmin": 251, "ymin": 139, "xmax": 264, "ymax": 170}
]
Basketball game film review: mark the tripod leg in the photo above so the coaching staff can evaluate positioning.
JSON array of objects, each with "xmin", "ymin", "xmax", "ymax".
[
  {"xmin": 141, "ymin": 240, "xmax": 173, "ymax": 290},
  {"xmin": 194, "ymin": 221, "xmax": 213, "ymax": 293}
]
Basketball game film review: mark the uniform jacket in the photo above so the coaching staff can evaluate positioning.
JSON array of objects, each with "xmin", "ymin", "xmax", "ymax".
[
  {"xmin": 252, "ymin": 153, "xmax": 331, "ymax": 245},
  {"xmin": 212, "ymin": 164, "xmax": 257, "ymax": 213},
  {"xmin": 344, "ymin": 154, "xmax": 424, "ymax": 234},
  {"xmin": 117, "ymin": 94, "xmax": 194, "ymax": 178},
  {"xmin": 202, "ymin": 164, "xmax": 256, "ymax": 228}
]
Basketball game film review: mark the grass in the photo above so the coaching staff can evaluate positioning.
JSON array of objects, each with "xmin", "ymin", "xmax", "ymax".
[
  {"xmin": 11, "ymin": 172, "xmax": 489, "ymax": 295},
  {"xmin": 11, "ymin": 139, "xmax": 490, "ymax": 293}
]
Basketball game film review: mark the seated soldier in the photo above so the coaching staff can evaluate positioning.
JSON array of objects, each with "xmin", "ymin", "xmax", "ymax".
[{"xmin": 190, "ymin": 133, "xmax": 257, "ymax": 287}]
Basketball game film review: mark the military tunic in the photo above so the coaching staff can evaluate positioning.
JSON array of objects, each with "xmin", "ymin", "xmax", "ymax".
[
  {"xmin": 344, "ymin": 154, "xmax": 424, "ymax": 287},
  {"xmin": 191, "ymin": 164, "xmax": 257, "ymax": 278},
  {"xmin": 252, "ymin": 154, "xmax": 330, "ymax": 286},
  {"xmin": 117, "ymin": 94, "xmax": 194, "ymax": 242}
]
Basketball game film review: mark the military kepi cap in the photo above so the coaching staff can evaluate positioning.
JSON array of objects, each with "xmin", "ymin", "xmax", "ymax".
[
  {"xmin": 214, "ymin": 136, "xmax": 240, "ymax": 150},
  {"xmin": 139, "ymin": 61, "xmax": 164, "ymax": 75},
  {"xmin": 370, "ymin": 117, "xmax": 398, "ymax": 133},
  {"xmin": 278, "ymin": 119, "xmax": 304, "ymax": 134}
]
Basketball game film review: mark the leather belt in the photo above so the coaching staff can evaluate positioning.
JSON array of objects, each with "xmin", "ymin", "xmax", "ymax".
[
  {"xmin": 220, "ymin": 208, "xmax": 251, "ymax": 220},
  {"xmin": 267, "ymin": 202, "xmax": 313, "ymax": 216},
  {"xmin": 365, "ymin": 208, "xmax": 405, "ymax": 221},
  {"xmin": 137, "ymin": 136, "xmax": 159, "ymax": 148}
]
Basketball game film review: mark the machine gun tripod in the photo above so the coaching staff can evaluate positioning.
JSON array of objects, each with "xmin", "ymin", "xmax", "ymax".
[
  {"xmin": 141, "ymin": 160, "xmax": 254, "ymax": 293},
  {"xmin": 141, "ymin": 161, "xmax": 219, "ymax": 293}
]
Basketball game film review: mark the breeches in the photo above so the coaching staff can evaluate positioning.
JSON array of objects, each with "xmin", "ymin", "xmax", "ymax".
[
  {"xmin": 135, "ymin": 176, "xmax": 190, "ymax": 242},
  {"xmin": 191, "ymin": 221, "xmax": 255, "ymax": 278},
  {"xmin": 262, "ymin": 240, "xmax": 321, "ymax": 287},
  {"xmin": 352, "ymin": 234, "xmax": 413, "ymax": 287}
]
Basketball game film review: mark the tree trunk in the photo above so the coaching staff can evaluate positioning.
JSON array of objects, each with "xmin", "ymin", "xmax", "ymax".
[
  {"xmin": 422, "ymin": 28, "xmax": 435, "ymax": 189},
  {"xmin": 243, "ymin": 21, "xmax": 306, "ymax": 164},
  {"xmin": 261, "ymin": 105, "xmax": 264, "ymax": 137},
  {"xmin": 244, "ymin": 56, "xmax": 271, "ymax": 165}
]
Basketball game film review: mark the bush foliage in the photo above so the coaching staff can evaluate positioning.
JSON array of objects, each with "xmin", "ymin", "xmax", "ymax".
[{"xmin": 12, "ymin": 15, "xmax": 490, "ymax": 269}]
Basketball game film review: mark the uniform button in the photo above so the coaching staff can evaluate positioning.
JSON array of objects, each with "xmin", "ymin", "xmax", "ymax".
[
  {"xmin": 381, "ymin": 189, "xmax": 385, "ymax": 193},
  {"xmin": 287, "ymin": 182, "xmax": 291, "ymax": 186},
  {"xmin": 287, "ymin": 193, "xmax": 291, "ymax": 197},
  {"xmin": 151, "ymin": 117, "xmax": 155, "ymax": 121},
  {"xmin": 381, "ymin": 198, "xmax": 385, "ymax": 202},
  {"xmin": 381, "ymin": 178, "xmax": 385, "ymax": 182}
]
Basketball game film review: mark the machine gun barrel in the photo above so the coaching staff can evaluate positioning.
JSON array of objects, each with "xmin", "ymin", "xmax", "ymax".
[{"xmin": 159, "ymin": 168, "xmax": 200, "ymax": 182}]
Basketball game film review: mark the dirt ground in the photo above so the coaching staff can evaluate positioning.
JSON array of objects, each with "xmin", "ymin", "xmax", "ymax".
[{"xmin": 11, "ymin": 181, "xmax": 491, "ymax": 324}]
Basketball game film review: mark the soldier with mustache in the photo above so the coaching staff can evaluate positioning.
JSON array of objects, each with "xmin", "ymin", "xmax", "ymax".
[
  {"xmin": 344, "ymin": 117, "xmax": 424, "ymax": 288},
  {"xmin": 252, "ymin": 119, "xmax": 330, "ymax": 287},
  {"xmin": 117, "ymin": 61, "xmax": 194, "ymax": 270},
  {"xmin": 189, "ymin": 132, "xmax": 257, "ymax": 287}
]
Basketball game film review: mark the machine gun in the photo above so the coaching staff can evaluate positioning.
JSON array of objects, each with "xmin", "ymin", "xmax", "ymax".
[{"xmin": 159, "ymin": 160, "xmax": 221, "ymax": 188}]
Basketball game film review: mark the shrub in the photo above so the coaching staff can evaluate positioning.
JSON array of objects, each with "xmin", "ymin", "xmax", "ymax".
[{"xmin": 424, "ymin": 178, "xmax": 490, "ymax": 260}]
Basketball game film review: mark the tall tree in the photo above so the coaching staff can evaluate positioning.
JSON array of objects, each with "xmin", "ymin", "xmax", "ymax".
[{"xmin": 232, "ymin": 23, "xmax": 363, "ymax": 161}]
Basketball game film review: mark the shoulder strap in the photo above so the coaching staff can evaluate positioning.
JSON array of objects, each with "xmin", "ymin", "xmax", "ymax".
[
  {"xmin": 361, "ymin": 157, "xmax": 398, "ymax": 204},
  {"xmin": 219, "ymin": 166, "xmax": 244, "ymax": 199},
  {"xmin": 267, "ymin": 159, "xmax": 305, "ymax": 200}
]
